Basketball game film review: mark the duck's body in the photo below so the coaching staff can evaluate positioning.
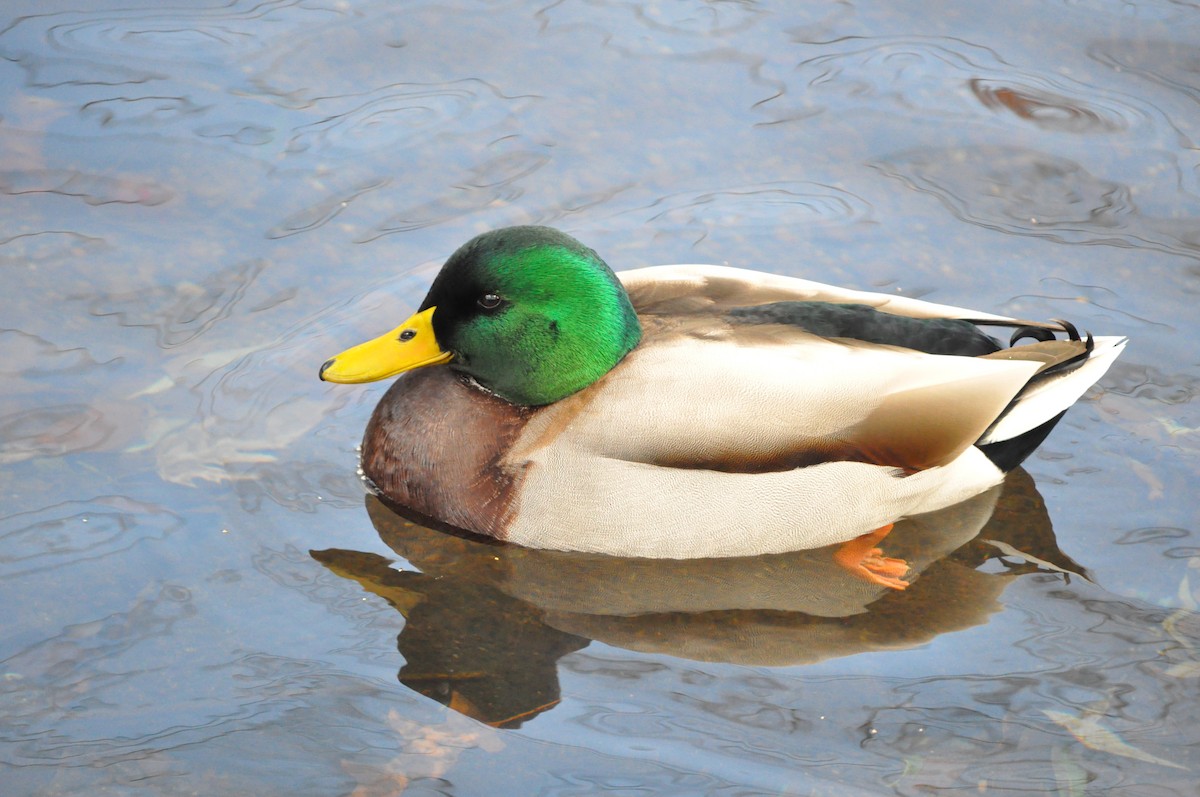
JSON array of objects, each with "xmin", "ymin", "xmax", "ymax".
[{"xmin": 322, "ymin": 227, "xmax": 1125, "ymax": 578}]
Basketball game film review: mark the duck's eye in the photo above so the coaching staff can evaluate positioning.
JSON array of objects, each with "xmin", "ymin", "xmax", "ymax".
[{"xmin": 477, "ymin": 293, "xmax": 503, "ymax": 310}]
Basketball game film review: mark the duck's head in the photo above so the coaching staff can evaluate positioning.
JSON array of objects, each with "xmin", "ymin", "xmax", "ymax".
[{"xmin": 319, "ymin": 226, "xmax": 642, "ymax": 406}]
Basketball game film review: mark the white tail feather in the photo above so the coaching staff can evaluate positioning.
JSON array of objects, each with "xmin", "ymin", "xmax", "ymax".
[{"xmin": 978, "ymin": 336, "xmax": 1127, "ymax": 445}]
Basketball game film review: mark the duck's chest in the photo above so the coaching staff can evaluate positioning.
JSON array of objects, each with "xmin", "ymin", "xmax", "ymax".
[{"xmin": 360, "ymin": 368, "xmax": 533, "ymax": 538}]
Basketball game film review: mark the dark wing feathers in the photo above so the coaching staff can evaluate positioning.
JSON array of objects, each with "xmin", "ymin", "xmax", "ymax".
[{"xmin": 727, "ymin": 301, "xmax": 1002, "ymax": 356}]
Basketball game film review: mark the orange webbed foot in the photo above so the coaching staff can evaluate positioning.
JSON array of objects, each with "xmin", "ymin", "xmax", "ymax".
[{"xmin": 833, "ymin": 523, "xmax": 910, "ymax": 590}]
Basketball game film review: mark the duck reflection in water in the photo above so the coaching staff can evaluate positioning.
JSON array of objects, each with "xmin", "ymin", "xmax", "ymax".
[{"xmin": 312, "ymin": 469, "xmax": 1083, "ymax": 728}]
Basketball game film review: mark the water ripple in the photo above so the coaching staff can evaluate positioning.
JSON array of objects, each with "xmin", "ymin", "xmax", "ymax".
[
  {"xmin": 1089, "ymin": 38, "xmax": 1200, "ymax": 107},
  {"xmin": 283, "ymin": 79, "xmax": 531, "ymax": 160},
  {"xmin": 0, "ymin": 404, "xmax": 115, "ymax": 464},
  {"xmin": 2, "ymin": 3, "xmax": 537, "ymax": 170},
  {"xmin": 0, "ymin": 230, "xmax": 107, "ymax": 266},
  {"xmin": 1115, "ymin": 527, "xmax": 1192, "ymax": 546},
  {"xmin": 0, "ymin": 328, "xmax": 112, "ymax": 378},
  {"xmin": 0, "ymin": 581, "xmax": 196, "ymax": 764},
  {"xmin": 875, "ymin": 145, "xmax": 1200, "ymax": 261},
  {"xmin": 0, "ymin": 169, "xmax": 171, "ymax": 206},
  {"xmin": 267, "ymin": 178, "xmax": 389, "ymax": 239},
  {"xmin": 234, "ymin": 459, "xmax": 367, "ymax": 513},
  {"xmin": 143, "ymin": 314, "xmax": 358, "ymax": 491},
  {"xmin": 1088, "ymin": 37, "xmax": 1200, "ymax": 150},
  {"xmin": 764, "ymin": 36, "xmax": 1152, "ymax": 135},
  {"xmin": 361, "ymin": 148, "xmax": 551, "ymax": 241},
  {"xmin": 1004, "ymin": 276, "xmax": 1172, "ymax": 331},
  {"xmin": 18, "ymin": 57, "xmax": 162, "ymax": 89},
  {"xmin": 0, "ymin": 3, "xmax": 377, "ymax": 160},
  {"xmin": 1104, "ymin": 362, "xmax": 1199, "ymax": 407},
  {"xmin": 0, "ymin": 1, "xmax": 333, "ymax": 65},
  {"xmin": 635, "ymin": 182, "xmax": 872, "ymax": 245},
  {"xmin": 0, "ymin": 328, "xmax": 129, "ymax": 463},
  {"xmin": 86, "ymin": 259, "xmax": 264, "ymax": 348},
  {"xmin": 80, "ymin": 95, "xmax": 208, "ymax": 128},
  {"xmin": 0, "ymin": 495, "xmax": 181, "ymax": 578},
  {"xmin": 633, "ymin": 0, "xmax": 764, "ymax": 38},
  {"xmin": 1068, "ymin": 0, "xmax": 1200, "ymax": 23},
  {"xmin": 1, "ymin": 635, "xmax": 412, "ymax": 776},
  {"xmin": 541, "ymin": 0, "xmax": 766, "ymax": 56}
]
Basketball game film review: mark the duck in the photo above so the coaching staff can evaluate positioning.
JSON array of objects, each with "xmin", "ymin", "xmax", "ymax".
[{"xmin": 319, "ymin": 225, "xmax": 1125, "ymax": 589}]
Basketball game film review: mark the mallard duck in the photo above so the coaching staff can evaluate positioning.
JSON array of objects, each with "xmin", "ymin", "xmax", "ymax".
[{"xmin": 320, "ymin": 226, "xmax": 1125, "ymax": 589}]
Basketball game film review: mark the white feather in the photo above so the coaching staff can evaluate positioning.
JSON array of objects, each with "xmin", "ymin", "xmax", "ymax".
[
  {"xmin": 502, "ymin": 335, "xmax": 1038, "ymax": 558},
  {"xmin": 979, "ymin": 336, "xmax": 1127, "ymax": 444},
  {"xmin": 506, "ymin": 446, "xmax": 1004, "ymax": 558}
]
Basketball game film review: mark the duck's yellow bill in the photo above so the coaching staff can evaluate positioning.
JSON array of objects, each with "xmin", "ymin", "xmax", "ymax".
[{"xmin": 319, "ymin": 306, "xmax": 453, "ymax": 384}]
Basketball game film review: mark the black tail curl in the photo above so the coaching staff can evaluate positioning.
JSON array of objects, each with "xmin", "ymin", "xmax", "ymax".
[{"xmin": 1010, "ymin": 318, "xmax": 1094, "ymax": 352}]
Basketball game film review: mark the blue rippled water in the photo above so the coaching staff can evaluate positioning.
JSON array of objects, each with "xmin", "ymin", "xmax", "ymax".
[{"xmin": 2, "ymin": 1, "xmax": 1199, "ymax": 794}]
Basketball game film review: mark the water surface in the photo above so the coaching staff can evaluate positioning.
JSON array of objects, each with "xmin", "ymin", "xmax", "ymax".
[{"xmin": 2, "ymin": 1, "xmax": 1199, "ymax": 794}]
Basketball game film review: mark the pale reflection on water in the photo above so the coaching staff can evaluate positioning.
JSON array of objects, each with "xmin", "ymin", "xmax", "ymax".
[{"xmin": 2, "ymin": 0, "xmax": 1199, "ymax": 794}]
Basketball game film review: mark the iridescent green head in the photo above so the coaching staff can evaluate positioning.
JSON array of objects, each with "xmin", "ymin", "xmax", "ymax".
[{"xmin": 319, "ymin": 226, "xmax": 642, "ymax": 406}]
